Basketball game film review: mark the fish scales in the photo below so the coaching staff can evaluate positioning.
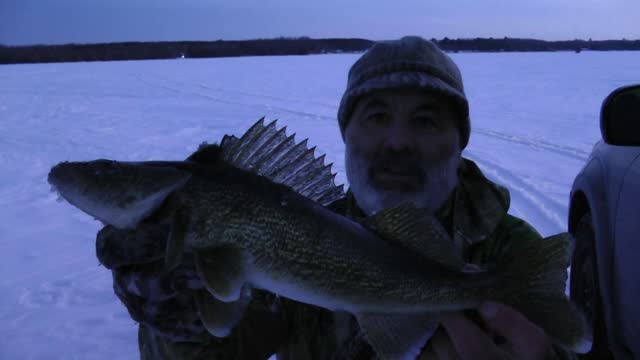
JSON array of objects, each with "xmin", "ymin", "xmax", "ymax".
[{"xmin": 177, "ymin": 163, "xmax": 493, "ymax": 313}]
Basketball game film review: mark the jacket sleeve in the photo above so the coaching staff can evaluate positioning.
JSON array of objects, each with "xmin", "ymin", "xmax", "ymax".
[
  {"xmin": 480, "ymin": 214, "xmax": 577, "ymax": 360},
  {"xmin": 138, "ymin": 289, "xmax": 290, "ymax": 360}
]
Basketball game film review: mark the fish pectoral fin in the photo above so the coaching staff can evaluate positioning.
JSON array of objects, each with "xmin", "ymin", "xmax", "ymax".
[
  {"xmin": 194, "ymin": 245, "xmax": 248, "ymax": 302},
  {"xmin": 194, "ymin": 286, "xmax": 252, "ymax": 338},
  {"xmin": 164, "ymin": 203, "xmax": 190, "ymax": 272},
  {"xmin": 356, "ymin": 312, "xmax": 440, "ymax": 360},
  {"xmin": 366, "ymin": 203, "xmax": 466, "ymax": 270}
]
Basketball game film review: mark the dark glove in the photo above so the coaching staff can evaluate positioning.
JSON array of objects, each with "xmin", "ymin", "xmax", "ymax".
[{"xmin": 97, "ymin": 220, "xmax": 208, "ymax": 342}]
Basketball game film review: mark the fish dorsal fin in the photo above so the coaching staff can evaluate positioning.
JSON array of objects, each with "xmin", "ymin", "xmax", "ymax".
[
  {"xmin": 186, "ymin": 143, "xmax": 224, "ymax": 164},
  {"xmin": 365, "ymin": 203, "xmax": 466, "ymax": 271},
  {"xmin": 221, "ymin": 118, "xmax": 345, "ymax": 206},
  {"xmin": 220, "ymin": 134, "xmax": 239, "ymax": 151}
]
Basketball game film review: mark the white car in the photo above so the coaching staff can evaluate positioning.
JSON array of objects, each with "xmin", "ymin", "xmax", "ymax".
[{"xmin": 569, "ymin": 84, "xmax": 640, "ymax": 359}]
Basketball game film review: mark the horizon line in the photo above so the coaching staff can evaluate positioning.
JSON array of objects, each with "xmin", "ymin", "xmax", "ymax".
[{"xmin": 3, "ymin": 36, "xmax": 640, "ymax": 48}]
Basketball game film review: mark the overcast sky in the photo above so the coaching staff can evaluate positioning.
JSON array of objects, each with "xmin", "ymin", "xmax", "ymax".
[{"xmin": 1, "ymin": 0, "xmax": 639, "ymax": 45}]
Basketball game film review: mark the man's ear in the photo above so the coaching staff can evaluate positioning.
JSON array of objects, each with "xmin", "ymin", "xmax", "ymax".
[
  {"xmin": 340, "ymin": 121, "xmax": 349, "ymax": 142},
  {"xmin": 342, "ymin": 115, "xmax": 357, "ymax": 143},
  {"xmin": 343, "ymin": 94, "xmax": 369, "ymax": 140}
]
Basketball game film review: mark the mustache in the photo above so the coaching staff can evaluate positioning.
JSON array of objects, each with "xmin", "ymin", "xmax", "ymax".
[{"xmin": 368, "ymin": 154, "xmax": 426, "ymax": 182}]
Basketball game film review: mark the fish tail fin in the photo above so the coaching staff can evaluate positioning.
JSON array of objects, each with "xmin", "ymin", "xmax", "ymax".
[
  {"xmin": 504, "ymin": 296, "xmax": 592, "ymax": 354},
  {"xmin": 495, "ymin": 232, "xmax": 591, "ymax": 353}
]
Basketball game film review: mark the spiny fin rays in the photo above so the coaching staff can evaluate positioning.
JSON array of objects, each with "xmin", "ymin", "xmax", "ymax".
[
  {"xmin": 220, "ymin": 134, "xmax": 239, "ymax": 152},
  {"xmin": 233, "ymin": 118, "xmax": 279, "ymax": 166},
  {"xmin": 264, "ymin": 139, "xmax": 310, "ymax": 179},
  {"xmin": 221, "ymin": 118, "xmax": 345, "ymax": 205},
  {"xmin": 225, "ymin": 116, "xmax": 266, "ymax": 164},
  {"xmin": 253, "ymin": 132, "xmax": 296, "ymax": 173},
  {"xmin": 244, "ymin": 125, "xmax": 288, "ymax": 170}
]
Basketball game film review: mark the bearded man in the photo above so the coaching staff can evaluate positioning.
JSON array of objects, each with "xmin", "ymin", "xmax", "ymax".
[{"xmin": 98, "ymin": 36, "xmax": 575, "ymax": 359}]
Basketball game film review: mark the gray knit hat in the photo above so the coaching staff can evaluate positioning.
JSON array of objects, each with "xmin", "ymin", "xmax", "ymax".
[{"xmin": 337, "ymin": 36, "xmax": 470, "ymax": 149}]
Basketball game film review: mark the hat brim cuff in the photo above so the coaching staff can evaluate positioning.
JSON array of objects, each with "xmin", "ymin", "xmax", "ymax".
[{"xmin": 338, "ymin": 72, "xmax": 468, "ymax": 128}]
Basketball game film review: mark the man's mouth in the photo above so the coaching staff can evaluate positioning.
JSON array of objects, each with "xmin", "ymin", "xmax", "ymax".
[{"xmin": 371, "ymin": 167, "xmax": 423, "ymax": 191}]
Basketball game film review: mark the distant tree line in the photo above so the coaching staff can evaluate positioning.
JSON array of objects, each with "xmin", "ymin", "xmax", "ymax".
[
  {"xmin": 1, "ymin": 37, "xmax": 639, "ymax": 65},
  {"xmin": 435, "ymin": 37, "xmax": 640, "ymax": 53},
  {"xmin": 0, "ymin": 38, "xmax": 372, "ymax": 64}
]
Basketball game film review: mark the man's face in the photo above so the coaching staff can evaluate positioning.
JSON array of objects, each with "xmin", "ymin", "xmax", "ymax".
[{"xmin": 344, "ymin": 88, "xmax": 462, "ymax": 215}]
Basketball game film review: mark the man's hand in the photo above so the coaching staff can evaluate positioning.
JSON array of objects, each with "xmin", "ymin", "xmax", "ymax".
[{"xmin": 421, "ymin": 302, "xmax": 552, "ymax": 360}]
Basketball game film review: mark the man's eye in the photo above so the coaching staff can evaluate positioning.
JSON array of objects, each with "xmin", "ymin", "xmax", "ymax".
[
  {"xmin": 413, "ymin": 116, "xmax": 437, "ymax": 127},
  {"xmin": 365, "ymin": 113, "xmax": 388, "ymax": 125}
]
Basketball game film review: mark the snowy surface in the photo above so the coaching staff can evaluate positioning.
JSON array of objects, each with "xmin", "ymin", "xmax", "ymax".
[{"xmin": 1, "ymin": 51, "xmax": 638, "ymax": 359}]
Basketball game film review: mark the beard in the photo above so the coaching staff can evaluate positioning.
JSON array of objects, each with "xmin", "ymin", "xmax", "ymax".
[{"xmin": 345, "ymin": 145, "xmax": 461, "ymax": 216}]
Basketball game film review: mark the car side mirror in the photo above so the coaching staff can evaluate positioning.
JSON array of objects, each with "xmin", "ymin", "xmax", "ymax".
[{"xmin": 600, "ymin": 84, "xmax": 640, "ymax": 146}]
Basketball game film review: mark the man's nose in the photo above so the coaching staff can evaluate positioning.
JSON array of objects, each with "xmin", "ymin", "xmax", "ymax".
[{"xmin": 383, "ymin": 123, "xmax": 415, "ymax": 152}]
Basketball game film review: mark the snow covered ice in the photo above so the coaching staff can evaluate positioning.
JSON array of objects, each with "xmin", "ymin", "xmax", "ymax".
[{"xmin": 1, "ymin": 51, "xmax": 638, "ymax": 359}]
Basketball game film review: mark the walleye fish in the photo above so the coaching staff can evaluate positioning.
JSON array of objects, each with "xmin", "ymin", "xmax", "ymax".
[{"xmin": 48, "ymin": 118, "xmax": 590, "ymax": 359}]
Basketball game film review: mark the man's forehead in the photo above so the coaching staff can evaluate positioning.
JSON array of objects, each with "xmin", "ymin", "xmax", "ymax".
[{"xmin": 357, "ymin": 89, "xmax": 445, "ymax": 109}]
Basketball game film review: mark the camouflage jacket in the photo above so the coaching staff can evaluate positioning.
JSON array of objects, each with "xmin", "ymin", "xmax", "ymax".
[{"xmin": 138, "ymin": 158, "xmax": 576, "ymax": 359}]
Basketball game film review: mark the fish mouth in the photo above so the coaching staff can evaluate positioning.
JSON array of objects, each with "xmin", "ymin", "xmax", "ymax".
[{"xmin": 48, "ymin": 162, "xmax": 75, "ymax": 193}]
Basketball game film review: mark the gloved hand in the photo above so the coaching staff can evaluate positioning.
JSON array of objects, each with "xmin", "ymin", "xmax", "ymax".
[
  {"xmin": 96, "ymin": 217, "xmax": 209, "ymax": 342},
  {"xmin": 93, "ymin": 143, "xmax": 233, "ymax": 343}
]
